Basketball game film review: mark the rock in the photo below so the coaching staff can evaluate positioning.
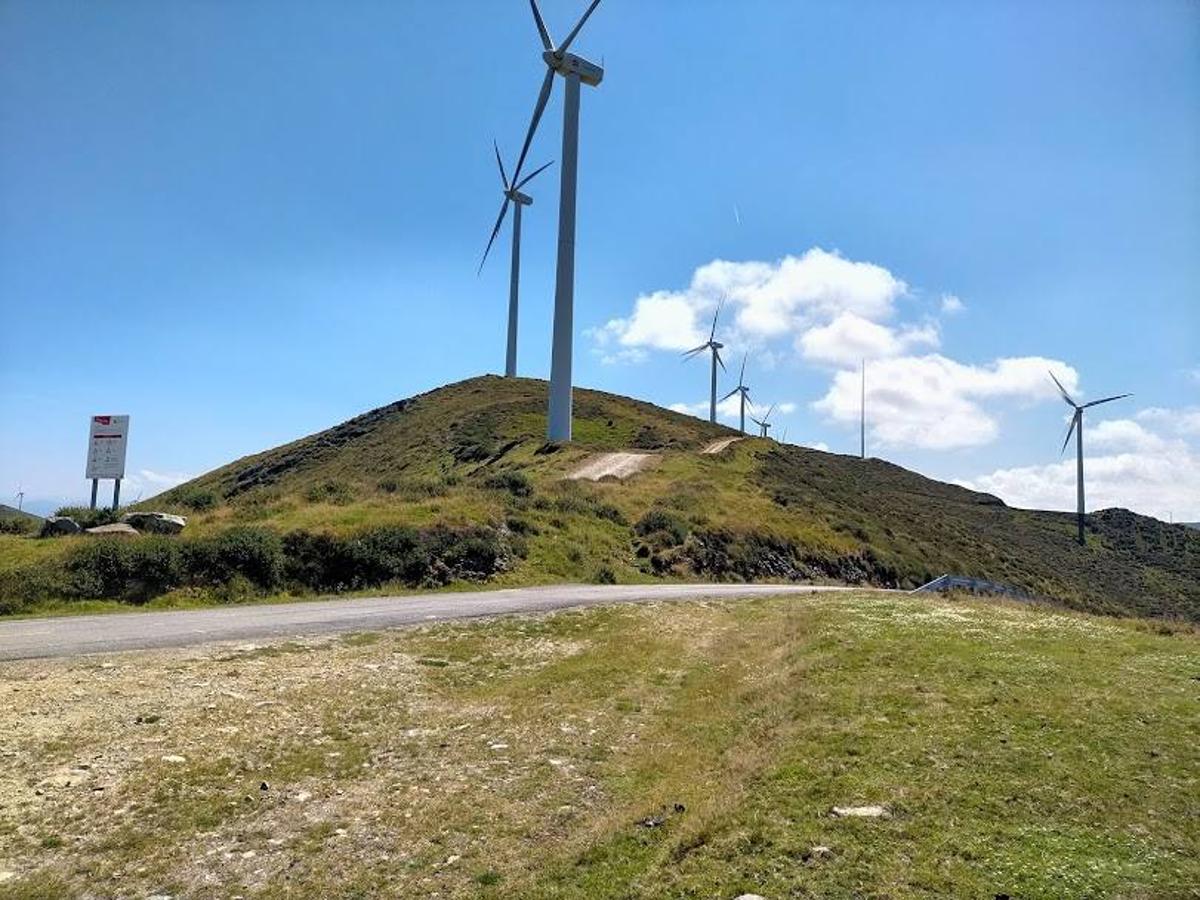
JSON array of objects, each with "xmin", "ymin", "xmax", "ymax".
[
  {"xmin": 85, "ymin": 522, "xmax": 139, "ymax": 536},
  {"xmin": 161, "ymin": 755, "xmax": 187, "ymax": 764},
  {"xmin": 295, "ymin": 791, "xmax": 312, "ymax": 803},
  {"xmin": 804, "ymin": 845, "xmax": 834, "ymax": 862},
  {"xmin": 120, "ymin": 511, "xmax": 187, "ymax": 534},
  {"xmin": 0, "ymin": 872, "xmax": 14, "ymax": 883},
  {"xmin": 259, "ymin": 782, "xmax": 269, "ymax": 791},
  {"xmin": 734, "ymin": 894, "xmax": 767, "ymax": 900},
  {"xmin": 41, "ymin": 516, "xmax": 81, "ymax": 536},
  {"xmin": 831, "ymin": 805, "xmax": 889, "ymax": 818}
]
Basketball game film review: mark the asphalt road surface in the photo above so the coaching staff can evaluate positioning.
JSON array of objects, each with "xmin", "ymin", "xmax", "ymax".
[{"xmin": 0, "ymin": 583, "xmax": 859, "ymax": 662}]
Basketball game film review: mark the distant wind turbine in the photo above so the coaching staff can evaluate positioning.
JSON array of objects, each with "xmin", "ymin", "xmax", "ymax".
[
  {"xmin": 750, "ymin": 403, "xmax": 776, "ymax": 439},
  {"xmin": 683, "ymin": 300, "xmax": 726, "ymax": 423},
  {"xmin": 720, "ymin": 352, "xmax": 752, "ymax": 434},
  {"xmin": 1049, "ymin": 371, "xmax": 1131, "ymax": 546},
  {"xmin": 14, "ymin": 488, "xmax": 23, "ymax": 512},
  {"xmin": 860, "ymin": 358, "xmax": 866, "ymax": 460},
  {"xmin": 479, "ymin": 142, "xmax": 554, "ymax": 378}
]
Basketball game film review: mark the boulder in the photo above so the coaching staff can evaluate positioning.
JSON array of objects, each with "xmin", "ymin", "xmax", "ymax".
[
  {"xmin": 120, "ymin": 511, "xmax": 187, "ymax": 534},
  {"xmin": 40, "ymin": 516, "xmax": 81, "ymax": 536},
  {"xmin": 85, "ymin": 523, "xmax": 140, "ymax": 536}
]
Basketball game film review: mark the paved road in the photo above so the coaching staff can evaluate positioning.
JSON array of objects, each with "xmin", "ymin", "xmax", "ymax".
[{"xmin": 0, "ymin": 583, "xmax": 860, "ymax": 662}]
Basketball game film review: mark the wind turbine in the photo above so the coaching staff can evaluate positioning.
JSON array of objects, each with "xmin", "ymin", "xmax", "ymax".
[
  {"xmin": 683, "ymin": 301, "xmax": 726, "ymax": 423},
  {"xmin": 14, "ymin": 488, "xmax": 23, "ymax": 513},
  {"xmin": 750, "ymin": 404, "xmax": 776, "ymax": 439},
  {"xmin": 507, "ymin": 0, "xmax": 606, "ymax": 441},
  {"xmin": 479, "ymin": 143, "xmax": 554, "ymax": 378},
  {"xmin": 1049, "ymin": 371, "xmax": 1131, "ymax": 546},
  {"xmin": 720, "ymin": 352, "xmax": 752, "ymax": 434}
]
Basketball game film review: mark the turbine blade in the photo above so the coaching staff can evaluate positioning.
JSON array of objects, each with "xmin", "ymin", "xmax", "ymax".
[
  {"xmin": 720, "ymin": 386, "xmax": 740, "ymax": 401},
  {"xmin": 511, "ymin": 68, "xmax": 555, "ymax": 188},
  {"xmin": 1082, "ymin": 393, "xmax": 1132, "ymax": 409},
  {"xmin": 682, "ymin": 345, "xmax": 707, "ymax": 359},
  {"xmin": 708, "ymin": 297, "xmax": 724, "ymax": 342},
  {"xmin": 739, "ymin": 352, "xmax": 747, "ymax": 387},
  {"xmin": 477, "ymin": 197, "xmax": 511, "ymax": 274},
  {"xmin": 714, "ymin": 347, "xmax": 726, "ymax": 371},
  {"xmin": 529, "ymin": 0, "xmax": 554, "ymax": 50},
  {"xmin": 764, "ymin": 403, "xmax": 775, "ymax": 421},
  {"xmin": 493, "ymin": 139, "xmax": 509, "ymax": 190},
  {"xmin": 558, "ymin": 0, "xmax": 602, "ymax": 54},
  {"xmin": 1059, "ymin": 411, "xmax": 1079, "ymax": 456},
  {"xmin": 515, "ymin": 159, "xmax": 555, "ymax": 189},
  {"xmin": 1048, "ymin": 370, "xmax": 1076, "ymax": 408}
]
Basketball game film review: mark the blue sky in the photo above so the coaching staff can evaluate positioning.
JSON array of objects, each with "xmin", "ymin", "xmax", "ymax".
[{"xmin": 2, "ymin": 0, "xmax": 1197, "ymax": 519}]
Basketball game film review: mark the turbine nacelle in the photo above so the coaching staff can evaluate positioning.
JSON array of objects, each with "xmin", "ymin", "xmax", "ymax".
[
  {"xmin": 506, "ymin": 189, "xmax": 533, "ymax": 206},
  {"xmin": 543, "ymin": 50, "xmax": 604, "ymax": 86}
]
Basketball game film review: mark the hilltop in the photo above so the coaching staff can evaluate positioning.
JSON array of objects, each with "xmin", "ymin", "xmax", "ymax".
[{"xmin": 2, "ymin": 376, "xmax": 1196, "ymax": 619}]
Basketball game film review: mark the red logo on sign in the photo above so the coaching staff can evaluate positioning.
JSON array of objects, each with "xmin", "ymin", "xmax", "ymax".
[{"xmin": 94, "ymin": 416, "xmax": 111, "ymax": 425}]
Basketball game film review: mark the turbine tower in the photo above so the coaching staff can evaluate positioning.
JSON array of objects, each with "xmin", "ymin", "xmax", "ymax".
[
  {"xmin": 508, "ymin": 0, "xmax": 605, "ymax": 440},
  {"xmin": 683, "ymin": 301, "xmax": 726, "ymax": 423},
  {"xmin": 720, "ymin": 352, "xmax": 752, "ymax": 434},
  {"xmin": 750, "ymin": 404, "xmax": 776, "ymax": 439},
  {"xmin": 479, "ymin": 143, "xmax": 553, "ymax": 378},
  {"xmin": 1049, "ymin": 371, "xmax": 1131, "ymax": 546},
  {"xmin": 860, "ymin": 358, "xmax": 866, "ymax": 460}
]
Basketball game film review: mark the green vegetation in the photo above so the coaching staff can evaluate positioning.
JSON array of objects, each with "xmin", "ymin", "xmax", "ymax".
[
  {"xmin": 2, "ymin": 592, "xmax": 1195, "ymax": 897},
  {"xmin": 2, "ymin": 375, "xmax": 1196, "ymax": 619}
]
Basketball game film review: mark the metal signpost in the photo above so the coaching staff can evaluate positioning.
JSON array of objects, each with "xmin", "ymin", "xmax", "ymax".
[{"xmin": 86, "ymin": 415, "xmax": 130, "ymax": 510}]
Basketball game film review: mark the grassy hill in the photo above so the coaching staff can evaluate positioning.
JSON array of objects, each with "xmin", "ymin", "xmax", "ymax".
[{"xmin": 2, "ymin": 375, "xmax": 1197, "ymax": 619}]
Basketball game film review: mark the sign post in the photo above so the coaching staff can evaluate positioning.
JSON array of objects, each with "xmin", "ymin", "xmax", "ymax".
[{"xmin": 85, "ymin": 415, "xmax": 130, "ymax": 511}]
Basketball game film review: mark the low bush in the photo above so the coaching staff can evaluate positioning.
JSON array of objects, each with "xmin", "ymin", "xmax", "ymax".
[
  {"xmin": 483, "ymin": 471, "xmax": 533, "ymax": 497},
  {"xmin": 0, "ymin": 517, "xmax": 35, "ymax": 535},
  {"xmin": 177, "ymin": 489, "xmax": 217, "ymax": 512},
  {"xmin": 635, "ymin": 509, "xmax": 689, "ymax": 546},
  {"xmin": 52, "ymin": 506, "xmax": 118, "ymax": 530}
]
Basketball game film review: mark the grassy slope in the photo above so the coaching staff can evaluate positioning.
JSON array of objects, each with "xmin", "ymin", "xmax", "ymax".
[
  {"xmin": 1, "ymin": 592, "xmax": 1195, "ymax": 898},
  {"xmin": 8, "ymin": 375, "xmax": 1198, "ymax": 620}
]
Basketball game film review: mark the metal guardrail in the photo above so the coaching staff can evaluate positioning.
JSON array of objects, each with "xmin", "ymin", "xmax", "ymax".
[{"xmin": 911, "ymin": 574, "xmax": 1035, "ymax": 601}]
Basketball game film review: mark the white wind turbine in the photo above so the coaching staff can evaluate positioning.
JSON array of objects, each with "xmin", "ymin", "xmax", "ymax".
[
  {"xmin": 479, "ymin": 142, "xmax": 554, "ymax": 378},
  {"xmin": 683, "ymin": 301, "xmax": 726, "ymax": 423},
  {"xmin": 1049, "ymin": 371, "xmax": 1131, "ymax": 546},
  {"xmin": 750, "ymin": 403, "xmax": 776, "ymax": 439},
  {"xmin": 720, "ymin": 352, "xmax": 752, "ymax": 434},
  {"xmin": 506, "ymin": 0, "xmax": 606, "ymax": 440}
]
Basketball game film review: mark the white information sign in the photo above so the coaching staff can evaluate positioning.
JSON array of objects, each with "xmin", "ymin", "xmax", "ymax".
[{"xmin": 85, "ymin": 415, "xmax": 130, "ymax": 479}]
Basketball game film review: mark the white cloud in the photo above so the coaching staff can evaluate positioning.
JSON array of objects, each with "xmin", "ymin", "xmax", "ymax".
[
  {"xmin": 940, "ymin": 293, "xmax": 965, "ymax": 314},
  {"xmin": 961, "ymin": 411, "xmax": 1200, "ymax": 521},
  {"xmin": 595, "ymin": 248, "xmax": 907, "ymax": 354},
  {"xmin": 1088, "ymin": 419, "xmax": 1166, "ymax": 453},
  {"xmin": 1137, "ymin": 406, "xmax": 1200, "ymax": 437},
  {"xmin": 799, "ymin": 312, "xmax": 939, "ymax": 367},
  {"xmin": 121, "ymin": 469, "xmax": 193, "ymax": 501},
  {"xmin": 813, "ymin": 355, "xmax": 1080, "ymax": 450},
  {"xmin": 804, "ymin": 441, "xmax": 830, "ymax": 452}
]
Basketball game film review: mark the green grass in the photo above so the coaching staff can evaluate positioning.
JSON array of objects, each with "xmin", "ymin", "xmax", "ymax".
[
  {"xmin": 1, "ymin": 592, "xmax": 1195, "ymax": 898},
  {"xmin": 4, "ymin": 375, "xmax": 1196, "ymax": 621}
]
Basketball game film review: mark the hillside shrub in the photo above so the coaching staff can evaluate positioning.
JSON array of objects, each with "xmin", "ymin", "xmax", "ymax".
[
  {"xmin": 178, "ymin": 489, "xmax": 217, "ymax": 512},
  {"xmin": 53, "ymin": 506, "xmax": 118, "ymax": 529},
  {"xmin": 0, "ymin": 517, "xmax": 35, "ymax": 535},
  {"xmin": 483, "ymin": 471, "xmax": 533, "ymax": 497},
  {"xmin": 635, "ymin": 509, "xmax": 689, "ymax": 546},
  {"xmin": 179, "ymin": 527, "xmax": 284, "ymax": 590}
]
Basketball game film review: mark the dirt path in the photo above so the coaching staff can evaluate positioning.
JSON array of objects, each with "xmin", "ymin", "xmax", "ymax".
[
  {"xmin": 566, "ymin": 452, "xmax": 657, "ymax": 481},
  {"xmin": 701, "ymin": 437, "xmax": 743, "ymax": 454}
]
